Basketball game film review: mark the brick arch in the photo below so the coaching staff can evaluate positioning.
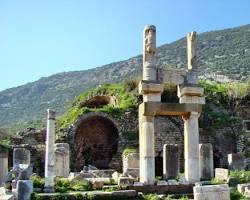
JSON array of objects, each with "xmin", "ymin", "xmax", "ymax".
[{"xmin": 73, "ymin": 113, "xmax": 119, "ymax": 170}]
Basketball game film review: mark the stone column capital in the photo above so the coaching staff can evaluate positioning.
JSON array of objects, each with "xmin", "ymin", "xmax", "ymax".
[
  {"xmin": 47, "ymin": 109, "xmax": 56, "ymax": 120},
  {"xmin": 182, "ymin": 111, "xmax": 200, "ymax": 121}
]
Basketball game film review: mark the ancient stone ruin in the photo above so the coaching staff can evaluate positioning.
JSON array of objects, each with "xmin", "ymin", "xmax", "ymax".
[
  {"xmin": 139, "ymin": 26, "xmax": 205, "ymax": 184},
  {"xmin": 1, "ymin": 24, "xmax": 249, "ymax": 200}
]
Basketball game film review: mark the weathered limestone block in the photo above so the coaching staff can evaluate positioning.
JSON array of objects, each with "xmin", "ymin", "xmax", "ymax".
[
  {"xmin": 193, "ymin": 184, "xmax": 230, "ymax": 200},
  {"xmin": 123, "ymin": 153, "xmax": 139, "ymax": 172},
  {"xmin": 0, "ymin": 187, "xmax": 14, "ymax": 200},
  {"xmin": 16, "ymin": 180, "xmax": 33, "ymax": 200},
  {"xmin": 215, "ymin": 168, "xmax": 229, "ymax": 181},
  {"xmin": 237, "ymin": 183, "xmax": 250, "ymax": 194},
  {"xmin": 123, "ymin": 168, "xmax": 139, "ymax": 180},
  {"xmin": 199, "ymin": 143, "xmax": 214, "ymax": 180},
  {"xmin": 89, "ymin": 169, "xmax": 114, "ymax": 178},
  {"xmin": 244, "ymin": 187, "xmax": 250, "ymax": 198},
  {"xmin": 163, "ymin": 144, "xmax": 179, "ymax": 180},
  {"xmin": 228, "ymin": 153, "xmax": 245, "ymax": 170},
  {"xmin": 44, "ymin": 109, "xmax": 56, "ymax": 193},
  {"xmin": 13, "ymin": 148, "xmax": 30, "ymax": 167},
  {"xmin": 118, "ymin": 177, "xmax": 134, "ymax": 186},
  {"xmin": 0, "ymin": 152, "xmax": 8, "ymax": 185},
  {"xmin": 179, "ymin": 96, "xmax": 205, "ymax": 104},
  {"xmin": 138, "ymin": 81, "xmax": 164, "ymax": 102},
  {"xmin": 178, "ymin": 86, "xmax": 204, "ymax": 98},
  {"xmin": 54, "ymin": 143, "xmax": 70, "ymax": 177}
]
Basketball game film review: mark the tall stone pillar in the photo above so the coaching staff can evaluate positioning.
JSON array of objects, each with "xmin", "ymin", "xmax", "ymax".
[
  {"xmin": 139, "ymin": 25, "xmax": 163, "ymax": 185},
  {"xmin": 44, "ymin": 109, "xmax": 56, "ymax": 192},
  {"xmin": 178, "ymin": 31, "xmax": 205, "ymax": 183},
  {"xmin": 183, "ymin": 112, "xmax": 200, "ymax": 183},
  {"xmin": 0, "ymin": 151, "xmax": 8, "ymax": 185}
]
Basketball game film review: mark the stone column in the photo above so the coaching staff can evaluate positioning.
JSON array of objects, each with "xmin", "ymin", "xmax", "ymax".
[
  {"xmin": 199, "ymin": 143, "xmax": 214, "ymax": 180},
  {"xmin": 44, "ymin": 109, "xmax": 56, "ymax": 192},
  {"xmin": 0, "ymin": 151, "xmax": 8, "ymax": 185},
  {"xmin": 163, "ymin": 144, "xmax": 179, "ymax": 180},
  {"xmin": 139, "ymin": 25, "xmax": 163, "ymax": 185},
  {"xmin": 139, "ymin": 114, "xmax": 155, "ymax": 185},
  {"xmin": 143, "ymin": 25, "xmax": 157, "ymax": 81},
  {"xmin": 183, "ymin": 112, "xmax": 200, "ymax": 183},
  {"xmin": 54, "ymin": 143, "xmax": 70, "ymax": 177}
]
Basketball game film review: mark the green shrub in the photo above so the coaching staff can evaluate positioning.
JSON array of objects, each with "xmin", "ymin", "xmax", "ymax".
[
  {"xmin": 58, "ymin": 83, "xmax": 138, "ymax": 129},
  {"xmin": 122, "ymin": 147, "xmax": 136, "ymax": 157},
  {"xmin": 0, "ymin": 139, "xmax": 11, "ymax": 150},
  {"xmin": 55, "ymin": 178, "xmax": 71, "ymax": 193},
  {"xmin": 124, "ymin": 79, "xmax": 139, "ymax": 92},
  {"xmin": 141, "ymin": 194, "xmax": 161, "ymax": 200},
  {"xmin": 230, "ymin": 170, "xmax": 250, "ymax": 183},
  {"xmin": 71, "ymin": 180, "xmax": 93, "ymax": 191},
  {"xmin": 230, "ymin": 189, "xmax": 247, "ymax": 200},
  {"xmin": 30, "ymin": 174, "xmax": 45, "ymax": 189}
]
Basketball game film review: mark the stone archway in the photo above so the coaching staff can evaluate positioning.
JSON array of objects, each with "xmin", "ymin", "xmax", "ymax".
[{"xmin": 73, "ymin": 114, "xmax": 119, "ymax": 171}]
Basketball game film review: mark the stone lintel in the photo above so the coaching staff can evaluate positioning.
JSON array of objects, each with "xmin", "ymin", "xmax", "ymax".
[
  {"xmin": 178, "ymin": 85, "xmax": 204, "ymax": 97},
  {"xmin": 138, "ymin": 80, "xmax": 164, "ymax": 95},
  {"xmin": 157, "ymin": 68, "xmax": 186, "ymax": 85},
  {"xmin": 139, "ymin": 102, "xmax": 202, "ymax": 116}
]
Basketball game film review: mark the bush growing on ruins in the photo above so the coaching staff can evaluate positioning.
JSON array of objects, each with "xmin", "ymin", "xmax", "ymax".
[
  {"xmin": 0, "ymin": 139, "xmax": 11, "ymax": 151},
  {"xmin": 122, "ymin": 147, "xmax": 136, "ymax": 157},
  {"xmin": 70, "ymin": 180, "xmax": 93, "ymax": 191},
  {"xmin": 210, "ymin": 177, "xmax": 225, "ymax": 185},
  {"xmin": 30, "ymin": 174, "xmax": 45, "ymax": 189},
  {"xmin": 230, "ymin": 188, "xmax": 246, "ymax": 200},
  {"xmin": 124, "ymin": 78, "xmax": 139, "ymax": 92},
  {"xmin": 55, "ymin": 178, "xmax": 71, "ymax": 192},
  {"xmin": 58, "ymin": 83, "xmax": 138, "ymax": 128},
  {"xmin": 230, "ymin": 170, "xmax": 250, "ymax": 183}
]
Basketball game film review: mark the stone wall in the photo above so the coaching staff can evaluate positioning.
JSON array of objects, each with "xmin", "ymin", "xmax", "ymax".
[
  {"xmin": 10, "ymin": 109, "xmax": 240, "ymax": 175},
  {"xmin": 11, "ymin": 128, "xmax": 46, "ymax": 175}
]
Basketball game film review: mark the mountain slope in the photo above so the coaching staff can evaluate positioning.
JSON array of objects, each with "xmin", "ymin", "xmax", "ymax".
[{"xmin": 1, "ymin": 24, "xmax": 250, "ymax": 129}]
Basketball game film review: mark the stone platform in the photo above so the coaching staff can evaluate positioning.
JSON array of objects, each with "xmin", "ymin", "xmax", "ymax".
[
  {"xmin": 129, "ymin": 184, "xmax": 194, "ymax": 194},
  {"xmin": 36, "ymin": 190, "xmax": 137, "ymax": 199}
]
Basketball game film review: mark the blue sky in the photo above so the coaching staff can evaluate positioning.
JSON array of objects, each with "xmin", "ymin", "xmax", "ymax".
[{"xmin": 0, "ymin": 0, "xmax": 250, "ymax": 91}]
